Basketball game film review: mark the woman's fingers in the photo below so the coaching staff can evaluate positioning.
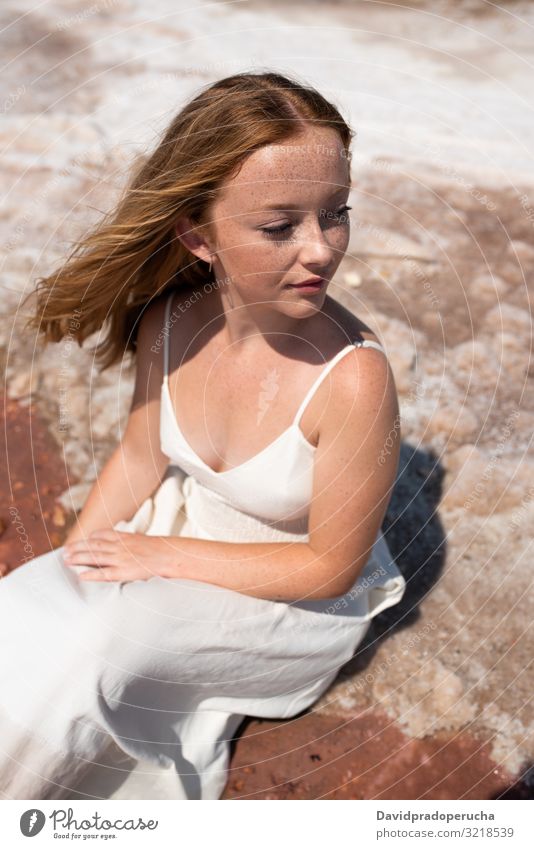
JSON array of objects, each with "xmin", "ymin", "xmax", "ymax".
[
  {"xmin": 61, "ymin": 532, "xmax": 159, "ymax": 583},
  {"xmin": 78, "ymin": 567, "xmax": 117, "ymax": 582},
  {"xmin": 63, "ymin": 548, "xmax": 118, "ymax": 567},
  {"xmin": 64, "ymin": 530, "xmax": 127, "ymax": 556},
  {"xmin": 89, "ymin": 529, "xmax": 129, "ymax": 543},
  {"xmin": 64, "ymin": 532, "xmax": 137, "ymax": 563},
  {"xmin": 65, "ymin": 537, "xmax": 116, "ymax": 552}
]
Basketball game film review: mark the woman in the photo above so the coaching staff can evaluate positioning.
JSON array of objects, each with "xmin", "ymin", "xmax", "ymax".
[{"xmin": 1, "ymin": 71, "xmax": 406, "ymax": 800}]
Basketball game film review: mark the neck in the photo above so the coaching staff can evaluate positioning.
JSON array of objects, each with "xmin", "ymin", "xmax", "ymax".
[{"xmin": 206, "ymin": 276, "xmax": 323, "ymax": 355}]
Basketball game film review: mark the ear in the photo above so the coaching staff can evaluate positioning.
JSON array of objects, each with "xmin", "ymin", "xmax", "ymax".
[{"xmin": 173, "ymin": 215, "xmax": 213, "ymax": 264}]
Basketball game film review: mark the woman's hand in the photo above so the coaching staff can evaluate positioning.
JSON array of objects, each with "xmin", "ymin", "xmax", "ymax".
[{"xmin": 62, "ymin": 529, "xmax": 180, "ymax": 582}]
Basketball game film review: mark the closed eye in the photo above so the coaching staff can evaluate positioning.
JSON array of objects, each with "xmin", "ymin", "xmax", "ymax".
[{"xmin": 260, "ymin": 205, "xmax": 352, "ymax": 237}]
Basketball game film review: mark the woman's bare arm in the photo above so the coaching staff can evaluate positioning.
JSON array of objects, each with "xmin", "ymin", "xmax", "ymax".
[{"xmin": 63, "ymin": 297, "xmax": 170, "ymax": 545}]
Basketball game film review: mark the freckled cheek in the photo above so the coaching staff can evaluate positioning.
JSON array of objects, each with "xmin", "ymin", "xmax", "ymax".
[
  {"xmin": 233, "ymin": 237, "xmax": 295, "ymax": 277},
  {"xmin": 258, "ymin": 243, "xmax": 298, "ymax": 283},
  {"xmin": 333, "ymin": 226, "xmax": 350, "ymax": 251},
  {"xmin": 325, "ymin": 229, "xmax": 350, "ymax": 269}
]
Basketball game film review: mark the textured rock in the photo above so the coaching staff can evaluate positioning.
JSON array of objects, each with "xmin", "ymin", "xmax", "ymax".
[
  {"xmin": 506, "ymin": 239, "xmax": 534, "ymax": 264},
  {"xmin": 7, "ymin": 368, "xmax": 39, "ymax": 399},
  {"xmin": 472, "ymin": 272, "xmax": 508, "ymax": 297},
  {"xmin": 442, "ymin": 443, "xmax": 532, "ymax": 513}
]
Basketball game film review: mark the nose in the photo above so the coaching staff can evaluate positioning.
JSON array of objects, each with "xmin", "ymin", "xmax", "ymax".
[{"xmin": 296, "ymin": 215, "xmax": 337, "ymax": 269}]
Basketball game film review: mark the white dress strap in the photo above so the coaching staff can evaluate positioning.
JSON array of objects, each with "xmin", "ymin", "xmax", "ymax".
[
  {"xmin": 354, "ymin": 339, "xmax": 386, "ymax": 354},
  {"xmin": 162, "ymin": 290, "xmax": 176, "ymax": 383},
  {"xmin": 292, "ymin": 339, "xmax": 386, "ymax": 428}
]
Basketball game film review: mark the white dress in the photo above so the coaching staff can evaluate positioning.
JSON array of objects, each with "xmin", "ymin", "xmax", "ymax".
[{"xmin": 0, "ymin": 291, "xmax": 406, "ymax": 800}]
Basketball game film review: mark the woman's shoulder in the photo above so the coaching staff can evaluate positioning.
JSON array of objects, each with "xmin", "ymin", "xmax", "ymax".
[
  {"xmin": 316, "ymin": 298, "xmax": 397, "ymax": 443},
  {"xmin": 321, "ymin": 295, "xmax": 384, "ymax": 350},
  {"xmin": 136, "ymin": 285, "xmax": 198, "ymax": 347},
  {"xmin": 134, "ymin": 285, "xmax": 213, "ymax": 379},
  {"xmin": 319, "ymin": 296, "xmax": 393, "ymax": 405},
  {"xmin": 135, "ymin": 292, "xmax": 172, "ymax": 353}
]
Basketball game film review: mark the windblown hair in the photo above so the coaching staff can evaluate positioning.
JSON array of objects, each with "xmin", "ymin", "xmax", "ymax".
[{"xmin": 25, "ymin": 70, "xmax": 355, "ymax": 371}]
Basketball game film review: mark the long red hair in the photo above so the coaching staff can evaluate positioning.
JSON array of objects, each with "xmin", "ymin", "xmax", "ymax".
[{"xmin": 25, "ymin": 71, "xmax": 354, "ymax": 371}]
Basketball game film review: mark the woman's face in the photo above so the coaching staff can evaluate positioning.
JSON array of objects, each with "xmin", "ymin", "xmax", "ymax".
[{"xmin": 177, "ymin": 124, "xmax": 352, "ymax": 318}]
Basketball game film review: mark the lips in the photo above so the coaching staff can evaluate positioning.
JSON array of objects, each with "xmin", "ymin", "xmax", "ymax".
[{"xmin": 287, "ymin": 278, "xmax": 325, "ymax": 288}]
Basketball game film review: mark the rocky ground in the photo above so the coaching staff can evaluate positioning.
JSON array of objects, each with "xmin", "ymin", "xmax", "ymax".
[{"xmin": 1, "ymin": 0, "xmax": 533, "ymax": 799}]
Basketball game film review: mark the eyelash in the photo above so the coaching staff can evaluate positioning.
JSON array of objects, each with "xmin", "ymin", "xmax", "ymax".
[{"xmin": 260, "ymin": 205, "xmax": 352, "ymax": 237}]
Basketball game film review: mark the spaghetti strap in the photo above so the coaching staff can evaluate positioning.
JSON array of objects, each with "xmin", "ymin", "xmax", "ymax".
[
  {"xmin": 353, "ymin": 338, "xmax": 386, "ymax": 354},
  {"xmin": 292, "ymin": 339, "xmax": 386, "ymax": 428},
  {"xmin": 162, "ymin": 290, "xmax": 176, "ymax": 382}
]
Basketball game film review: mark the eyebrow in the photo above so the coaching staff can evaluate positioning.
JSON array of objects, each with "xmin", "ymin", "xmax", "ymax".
[{"xmin": 252, "ymin": 186, "xmax": 351, "ymax": 213}]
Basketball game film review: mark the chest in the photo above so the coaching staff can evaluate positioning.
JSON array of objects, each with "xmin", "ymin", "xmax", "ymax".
[{"xmin": 166, "ymin": 344, "xmax": 322, "ymax": 475}]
